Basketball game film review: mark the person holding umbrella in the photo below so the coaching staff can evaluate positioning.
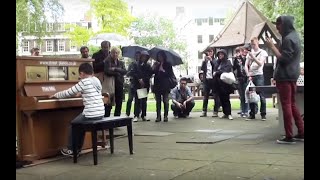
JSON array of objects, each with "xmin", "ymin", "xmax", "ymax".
[
  {"xmin": 152, "ymin": 50, "xmax": 177, "ymax": 122},
  {"xmin": 127, "ymin": 50, "xmax": 153, "ymax": 122},
  {"xmin": 126, "ymin": 51, "xmax": 142, "ymax": 119}
]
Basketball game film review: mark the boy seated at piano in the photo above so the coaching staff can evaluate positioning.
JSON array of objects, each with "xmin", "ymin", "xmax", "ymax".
[{"xmin": 49, "ymin": 62, "xmax": 105, "ymax": 157}]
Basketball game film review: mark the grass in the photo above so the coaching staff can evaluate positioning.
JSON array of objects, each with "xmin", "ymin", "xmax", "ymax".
[{"xmin": 113, "ymin": 93, "xmax": 273, "ymax": 113}]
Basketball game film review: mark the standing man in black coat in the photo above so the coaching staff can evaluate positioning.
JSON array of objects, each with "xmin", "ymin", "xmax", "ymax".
[{"xmin": 200, "ymin": 47, "xmax": 221, "ymax": 117}]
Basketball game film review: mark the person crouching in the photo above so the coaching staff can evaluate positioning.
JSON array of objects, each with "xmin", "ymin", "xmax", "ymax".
[{"xmin": 170, "ymin": 77, "xmax": 195, "ymax": 118}]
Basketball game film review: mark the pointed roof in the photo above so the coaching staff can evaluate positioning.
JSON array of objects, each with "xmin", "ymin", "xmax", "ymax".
[{"xmin": 207, "ymin": 0, "xmax": 281, "ymax": 48}]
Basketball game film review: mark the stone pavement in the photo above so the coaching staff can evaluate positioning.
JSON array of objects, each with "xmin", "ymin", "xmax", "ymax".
[{"xmin": 16, "ymin": 109, "xmax": 304, "ymax": 180}]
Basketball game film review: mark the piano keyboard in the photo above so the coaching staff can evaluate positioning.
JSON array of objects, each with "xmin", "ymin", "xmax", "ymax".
[{"xmin": 38, "ymin": 97, "xmax": 83, "ymax": 102}]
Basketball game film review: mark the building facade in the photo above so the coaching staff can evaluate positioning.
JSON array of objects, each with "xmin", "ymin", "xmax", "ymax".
[{"xmin": 17, "ymin": 21, "xmax": 92, "ymax": 58}]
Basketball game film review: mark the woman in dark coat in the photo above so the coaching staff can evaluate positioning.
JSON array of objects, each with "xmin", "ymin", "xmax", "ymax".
[
  {"xmin": 213, "ymin": 49, "xmax": 235, "ymax": 120},
  {"xmin": 152, "ymin": 51, "xmax": 176, "ymax": 122}
]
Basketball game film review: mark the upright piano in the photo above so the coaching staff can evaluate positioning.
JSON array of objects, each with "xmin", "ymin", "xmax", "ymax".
[{"xmin": 16, "ymin": 56, "xmax": 109, "ymax": 161}]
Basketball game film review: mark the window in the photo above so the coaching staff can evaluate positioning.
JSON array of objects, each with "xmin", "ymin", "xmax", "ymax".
[
  {"xmin": 22, "ymin": 41, "xmax": 29, "ymax": 53},
  {"xmin": 46, "ymin": 23, "xmax": 53, "ymax": 32},
  {"xmin": 196, "ymin": 19, "xmax": 202, "ymax": 26},
  {"xmin": 209, "ymin": 17, "xmax": 213, "ymax": 25},
  {"xmin": 70, "ymin": 41, "xmax": 77, "ymax": 51},
  {"xmin": 209, "ymin": 35, "xmax": 214, "ymax": 42},
  {"xmin": 58, "ymin": 40, "xmax": 65, "ymax": 52},
  {"xmin": 34, "ymin": 41, "xmax": 41, "ymax": 50},
  {"xmin": 198, "ymin": 51, "xmax": 203, "ymax": 59},
  {"xmin": 197, "ymin": 35, "xmax": 203, "ymax": 43},
  {"xmin": 46, "ymin": 40, "xmax": 53, "ymax": 52},
  {"xmin": 214, "ymin": 18, "xmax": 219, "ymax": 23},
  {"xmin": 57, "ymin": 23, "xmax": 65, "ymax": 31},
  {"xmin": 176, "ymin": 7, "xmax": 184, "ymax": 16},
  {"xmin": 220, "ymin": 18, "xmax": 225, "ymax": 25}
]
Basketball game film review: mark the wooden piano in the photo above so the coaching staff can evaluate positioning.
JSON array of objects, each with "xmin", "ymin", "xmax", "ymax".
[{"xmin": 16, "ymin": 56, "xmax": 109, "ymax": 162}]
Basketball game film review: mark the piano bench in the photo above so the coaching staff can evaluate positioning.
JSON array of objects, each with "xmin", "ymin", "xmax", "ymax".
[{"xmin": 71, "ymin": 116, "xmax": 133, "ymax": 165}]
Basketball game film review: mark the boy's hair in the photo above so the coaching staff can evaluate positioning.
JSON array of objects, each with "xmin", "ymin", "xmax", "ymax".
[{"xmin": 79, "ymin": 63, "xmax": 93, "ymax": 75}]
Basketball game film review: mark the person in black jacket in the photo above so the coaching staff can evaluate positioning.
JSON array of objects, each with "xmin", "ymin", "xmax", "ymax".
[
  {"xmin": 126, "ymin": 51, "xmax": 141, "ymax": 118},
  {"xmin": 104, "ymin": 47, "xmax": 127, "ymax": 116},
  {"xmin": 200, "ymin": 47, "xmax": 221, "ymax": 117},
  {"xmin": 233, "ymin": 46, "xmax": 249, "ymax": 118},
  {"xmin": 266, "ymin": 15, "xmax": 304, "ymax": 144},
  {"xmin": 152, "ymin": 51, "xmax": 176, "ymax": 122},
  {"xmin": 213, "ymin": 49, "xmax": 234, "ymax": 120},
  {"xmin": 92, "ymin": 41, "xmax": 112, "ymax": 117},
  {"xmin": 127, "ymin": 51, "xmax": 153, "ymax": 122}
]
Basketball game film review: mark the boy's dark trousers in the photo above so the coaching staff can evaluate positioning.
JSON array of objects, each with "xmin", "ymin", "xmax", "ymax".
[{"xmin": 171, "ymin": 101, "xmax": 195, "ymax": 117}]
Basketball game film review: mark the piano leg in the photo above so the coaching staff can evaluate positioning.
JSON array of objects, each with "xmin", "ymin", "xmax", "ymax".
[{"xmin": 23, "ymin": 111, "xmax": 39, "ymax": 161}]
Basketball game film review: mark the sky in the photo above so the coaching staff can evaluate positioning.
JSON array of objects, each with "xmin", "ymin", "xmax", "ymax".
[{"xmin": 58, "ymin": 0, "xmax": 241, "ymax": 22}]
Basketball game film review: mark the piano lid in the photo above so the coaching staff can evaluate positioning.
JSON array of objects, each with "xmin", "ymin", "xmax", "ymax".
[{"xmin": 24, "ymin": 82, "xmax": 78, "ymax": 97}]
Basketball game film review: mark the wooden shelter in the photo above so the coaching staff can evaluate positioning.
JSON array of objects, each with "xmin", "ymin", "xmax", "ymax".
[{"xmin": 203, "ymin": 0, "xmax": 281, "ymax": 84}]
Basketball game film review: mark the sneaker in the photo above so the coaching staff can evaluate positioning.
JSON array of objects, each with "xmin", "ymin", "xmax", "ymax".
[
  {"xmin": 163, "ymin": 116, "xmax": 168, "ymax": 122},
  {"xmin": 276, "ymin": 137, "xmax": 296, "ymax": 144},
  {"xmin": 246, "ymin": 116, "xmax": 255, "ymax": 121},
  {"xmin": 212, "ymin": 112, "xmax": 218, "ymax": 117},
  {"xmin": 200, "ymin": 111, "xmax": 207, "ymax": 117},
  {"xmin": 293, "ymin": 134, "xmax": 304, "ymax": 142},
  {"xmin": 261, "ymin": 115, "xmax": 266, "ymax": 121},
  {"xmin": 228, "ymin": 115, "xmax": 233, "ymax": 120},
  {"xmin": 241, "ymin": 113, "xmax": 248, "ymax": 118},
  {"xmin": 133, "ymin": 117, "xmax": 139, "ymax": 122},
  {"xmin": 141, "ymin": 117, "xmax": 150, "ymax": 121},
  {"xmin": 219, "ymin": 114, "xmax": 227, "ymax": 119},
  {"xmin": 60, "ymin": 148, "xmax": 80, "ymax": 157},
  {"xmin": 174, "ymin": 115, "xmax": 179, "ymax": 119}
]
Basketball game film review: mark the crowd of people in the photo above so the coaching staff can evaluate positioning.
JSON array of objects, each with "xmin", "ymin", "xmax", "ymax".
[{"xmin": 30, "ymin": 15, "xmax": 303, "ymax": 156}]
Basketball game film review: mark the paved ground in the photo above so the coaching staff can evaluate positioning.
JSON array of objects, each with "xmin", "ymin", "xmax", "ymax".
[{"xmin": 16, "ymin": 109, "xmax": 304, "ymax": 180}]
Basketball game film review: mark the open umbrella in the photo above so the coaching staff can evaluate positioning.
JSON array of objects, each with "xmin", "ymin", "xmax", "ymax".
[
  {"xmin": 121, "ymin": 45, "xmax": 149, "ymax": 59},
  {"xmin": 148, "ymin": 46, "xmax": 183, "ymax": 66},
  {"xmin": 87, "ymin": 33, "xmax": 132, "ymax": 47}
]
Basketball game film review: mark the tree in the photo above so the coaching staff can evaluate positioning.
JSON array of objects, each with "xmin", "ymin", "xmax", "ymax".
[
  {"xmin": 130, "ymin": 13, "xmax": 187, "ymax": 72},
  {"xmin": 251, "ymin": 0, "xmax": 304, "ymax": 61},
  {"xmin": 130, "ymin": 13, "xmax": 187, "ymax": 52},
  {"xmin": 90, "ymin": 0, "xmax": 135, "ymax": 36},
  {"xmin": 16, "ymin": 0, "xmax": 64, "ymax": 47},
  {"xmin": 64, "ymin": 24, "xmax": 93, "ymax": 47}
]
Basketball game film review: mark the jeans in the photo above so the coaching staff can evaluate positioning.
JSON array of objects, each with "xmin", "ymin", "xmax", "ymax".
[
  {"xmin": 126, "ymin": 87, "xmax": 140, "ymax": 117},
  {"xmin": 155, "ymin": 91, "xmax": 169, "ymax": 118},
  {"xmin": 171, "ymin": 101, "xmax": 195, "ymax": 117},
  {"xmin": 276, "ymin": 81, "xmax": 304, "ymax": 138},
  {"xmin": 134, "ymin": 88, "xmax": 149, "ymax": 118},
  {"xmin": 237, "ymin": 79, "xmax": 249, "ymax": 114},
  {"xmin": 202, "ymin": 79, "xmax": 221, "ymax": 113},
  {"xmin": 249, "ymin": 75, "xmax": 266, "ymax": 117},
  {"xmin": 67, "ymin": 114, "xmax": 103, "ymax": 150}
]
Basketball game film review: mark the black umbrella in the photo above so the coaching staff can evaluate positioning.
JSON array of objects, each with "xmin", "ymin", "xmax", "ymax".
[
  {"xmin": 121, "ymin": 45, "xmax": 149, "ymax": 59},
  {"xmin": 148, "ymin": 46, "xmax": 183, "ymax": 66}
]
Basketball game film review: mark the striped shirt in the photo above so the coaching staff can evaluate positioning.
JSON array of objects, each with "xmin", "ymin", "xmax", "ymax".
[{"xmin": 53, "ymin": 76, "xmax": 105, "ymax": 118}]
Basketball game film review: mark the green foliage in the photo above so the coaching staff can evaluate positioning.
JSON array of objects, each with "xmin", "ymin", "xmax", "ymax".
[
  {"xmin": 130, "ymin": 13, "xmax": 187, "ymax": 52},
  {"xmin": 90, "ymin": 0, "xmax": 135, "ymax": 36},
  {"xmin": 88, "ymin": 45, "xmax": 101, "ymax": 56},
  {"xmin": 65, "ymin": 24, "xmax": 93, "ymax": 47},
  {"xmin": 16, "ymin": 0, "xmax": 64, "ymax": 47},
  {"xmin": 130, "ymin": 13, "xmax": 188, "ymax": 72},
  {"xmin": 251, "ymin": 0, "xmax": 304, "ymax": 60}
]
